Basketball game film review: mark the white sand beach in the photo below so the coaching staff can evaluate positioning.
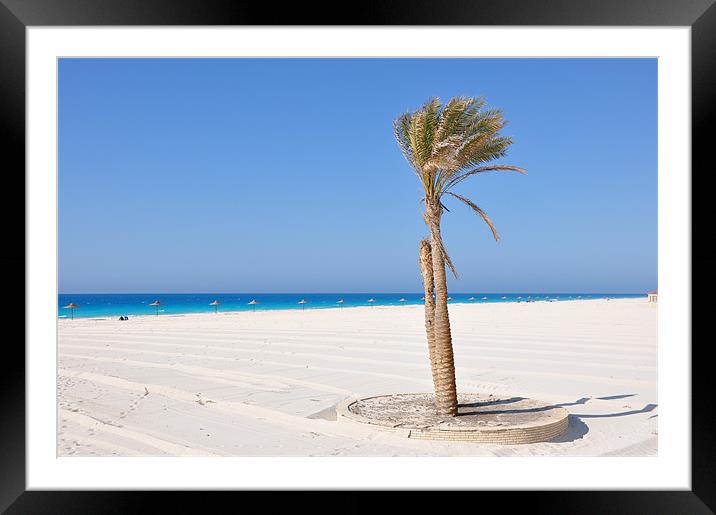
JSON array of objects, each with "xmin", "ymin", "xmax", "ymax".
[{"xmin": 57, "ymin": 297, "xmax": 657, "ymax": 457}]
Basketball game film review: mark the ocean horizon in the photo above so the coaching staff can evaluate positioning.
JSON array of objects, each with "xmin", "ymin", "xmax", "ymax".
[{"xmin": 58, "ymin": 292, "xmax": 646, "ymax": 319}]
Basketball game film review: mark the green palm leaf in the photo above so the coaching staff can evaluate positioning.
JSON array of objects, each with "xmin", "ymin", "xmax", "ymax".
[
  {"xmin": 393, "ymin": 96, "xmax": 525, "ymax": 275},
  {"xmin": 445, "ymin": 191, "xmax": 500, "ymax": 241}
]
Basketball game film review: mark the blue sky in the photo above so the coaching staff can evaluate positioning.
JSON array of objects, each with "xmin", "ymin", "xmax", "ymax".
[{"xmin": 59, "ymin": 58, "xmax": 657, "ymax": 293}]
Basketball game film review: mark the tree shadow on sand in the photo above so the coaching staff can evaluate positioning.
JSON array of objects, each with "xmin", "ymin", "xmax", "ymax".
[
  {"xmin": 457, "ymin": 395, "xmax": 591, "ymax": 416},
  {"xmin": 550, "ymin": 403, "xmax": 657, "ymax": 443},
  {"xmin": 457, "ymin": 396, "xmax": 656, "ymax": 418},
  {"xmin": 457, "ymin": 395, "xmax": 657, "ymax": 444},
  {"xmin": 573, "ymin": 403, "xmax": 657, "ymax": 419},
  {"xmin": 550, "ymin": 415, "xmax": 590, "ymax": 442},
  {"xmin": 595, "ymin": 393, "xmax": 637, "ymax": 401},
  {"xmin": 458, "ymin": 396, "xmax": 526, "ymax": 409}
]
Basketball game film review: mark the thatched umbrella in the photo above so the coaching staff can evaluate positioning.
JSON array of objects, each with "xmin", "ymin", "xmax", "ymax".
[
  {"xmin": 248, "ymin": 299, "xmax": 258, "ymax": 312},
  {"xmin": 63, "ymin": 302, "xmax": 79, "ymax": 320},
  {"xmin": 209, "ymin": 300, "xmax": 220, "ymax": 313},
  {"xmin": 148, "ymin": 300, "xmax": 162, "ymax": 316},
  {"xmin": 337, "ymin": 299, "xmax": 344, "ymax": 310},
  {"xmin": 298, "ymin": 299, "xmax": 307, "ymax": 310}
]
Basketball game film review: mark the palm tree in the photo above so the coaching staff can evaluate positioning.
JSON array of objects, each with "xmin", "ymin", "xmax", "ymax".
[{"xmin": 394, "ymin": 96, "xmax": 525, "ymax": 416}]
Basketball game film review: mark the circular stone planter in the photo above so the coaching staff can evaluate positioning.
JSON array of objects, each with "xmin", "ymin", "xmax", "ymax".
[{"xmin": 336, "ymin": 393, "xmax": 569, "ymax": 444}]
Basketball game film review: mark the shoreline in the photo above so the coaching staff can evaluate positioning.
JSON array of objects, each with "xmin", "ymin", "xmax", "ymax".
[{"xmin": 58, "ymin": 296, "xmax": 647, "ymax": 321}]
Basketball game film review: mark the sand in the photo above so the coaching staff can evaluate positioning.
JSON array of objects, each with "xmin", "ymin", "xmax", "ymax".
[{"xmin": 57, "ymin": 298, "xmax": 657, "ymax": 456}]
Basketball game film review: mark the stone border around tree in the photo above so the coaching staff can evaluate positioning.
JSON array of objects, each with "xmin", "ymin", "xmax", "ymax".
[{"xmin": 336, "ymin": 393, "xmax": 570, "ymax": 444}]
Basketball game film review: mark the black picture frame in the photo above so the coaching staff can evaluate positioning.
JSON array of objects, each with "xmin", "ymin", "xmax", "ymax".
[{"xmin": 2, "ymin": 0, "xmax": 713, "ymax": 512}]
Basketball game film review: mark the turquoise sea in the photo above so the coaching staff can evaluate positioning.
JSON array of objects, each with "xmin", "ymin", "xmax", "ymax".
[{"xmin": 58, "ymin": 293, "xmax": 645, "ymax": 319}]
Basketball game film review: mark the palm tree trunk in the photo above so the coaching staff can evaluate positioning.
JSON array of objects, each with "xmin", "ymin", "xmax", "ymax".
[
  {"xmin": 419, "ymin": 239, "xmax": 440, "ymax": 393},
  {"xmin": 426, "ymin": 208, "xmax": 459, "ymax": 416}
]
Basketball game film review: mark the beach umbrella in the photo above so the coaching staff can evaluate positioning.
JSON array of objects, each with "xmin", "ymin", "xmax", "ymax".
[
  {"xmin": 148, "ymin": 300, "xmax": 162, "ymax": 316},
  {"xmin": 468, "ymin": 297, "xmax": 476, "ymax": 301},
  {"xmin": 337, "ymin": 299, "xmax": 345, "ymax": 310},
  {"xmin": 298, "ymin": 299, "xmax": 307, "ymax": 310},
  {"xmin": 447, "ymin": 296, "xmax": 453, "ymax": 301},
  {"xmin": 420, "ymin": 296, "xmax": 425, "ymax": 301},
  {"xmin": 248, "ymin": 299, "xmax": 258, "ymax": 312},
  {"xmin": 209, "ymin": 300, "xmax": 220, "ymax": 313},
  {"xmin": 63, "ymin": 302, "xmax": 79, "ymax": 320},
  {"xmin": 367, "ymin": 298, "xmax": 375, "ymax": 308},
  {"xmin": 399, "ymin": 298, "xmax": 406, "ymax": 304}
]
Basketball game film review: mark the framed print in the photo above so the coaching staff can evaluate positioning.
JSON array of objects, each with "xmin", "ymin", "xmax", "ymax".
[{"xmin": 2, "ymin": 0, "xmax": 714, "ymax": 512}]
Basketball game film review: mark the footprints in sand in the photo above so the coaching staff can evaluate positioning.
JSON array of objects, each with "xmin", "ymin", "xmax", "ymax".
[
  {"xmin": 59, "ymin": 434, "xmax": 83, "ymax": 456},
  {"xmin": 195, "ymin": 393, "xmax": 216, "ymax": 406},
  {"xmin": 119, "ymin": 386, "xmax": 150, "ymax": 419}
]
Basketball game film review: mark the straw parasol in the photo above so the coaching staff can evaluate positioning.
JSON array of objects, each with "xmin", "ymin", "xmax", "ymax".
[
  {"xmin": 248, "ymin": 299, "xmax": 259, "ymax": 312},
  {"xmin": 298, "ymin": 299, "xmax": 307, "ymax": 310},
  {"xmin": 148, "ymin": 300, "xmax": 162, "ymax": 316},
  {"xmin": 63, "ymin": 302, "xmax": 79, "ymax": 320},
  {"xmin": 209, "ymin": 300, "xmax": 220, "ymax": 313},
  {"xmin": 337, "ymin": 299, "xmax": 345, "ymax": 310}
]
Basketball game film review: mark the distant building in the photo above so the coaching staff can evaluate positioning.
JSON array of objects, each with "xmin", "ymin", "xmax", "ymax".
[{"xmin": 648, "ymin": 291, "xmax": 658, "ymax": 303}]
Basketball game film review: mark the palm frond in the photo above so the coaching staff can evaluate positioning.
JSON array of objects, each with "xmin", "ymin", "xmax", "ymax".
[
  {"xmin": 434, "ymin": 229, "xmax": 458, "ymax": 278},
  {"xmin": 445, "ymin": 191, "xmax": 500, "ymax": 241},
  {"xmin": 394, "ymin": 113, "xmax": 431, "ymax": 193},
  {"xmin": 435, "ymin": 97, "xmax": 478, "ymax": 142},
  {"xmin": 424, "ymin": 134, "xmax": 462, "ymax": 172},
  {"xmin": 443, "ymin": 165, "xmax": 527, "ymax": 192},
  {"xmin": 456, "ymin": 135, "xmax": 512, "ymax": 171},
  {"xmin": 411, "ymin": 97, "xmax": 441, "ymax": 168},
  {"xmin": 393, "ymin": 95, "xmax": 524, "ymax": 262}
]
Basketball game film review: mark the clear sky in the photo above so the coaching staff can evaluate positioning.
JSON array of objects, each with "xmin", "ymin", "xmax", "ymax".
[{"xmin": 59, "ymin": 58, "xmax": 657, "ymax": 294}]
